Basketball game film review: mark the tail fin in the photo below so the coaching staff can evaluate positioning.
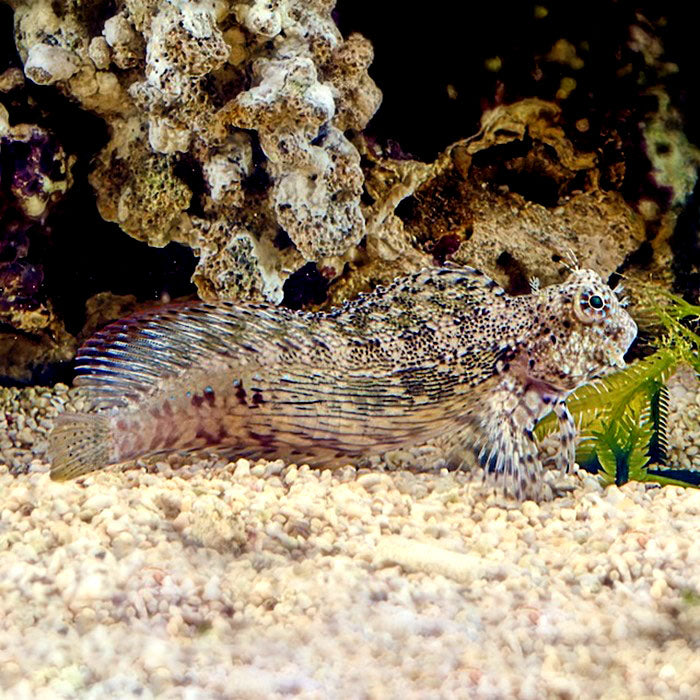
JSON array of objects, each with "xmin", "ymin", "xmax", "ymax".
[{"xmin": 49, "ymin": 413, "xmax": 113, "ymax": 481}]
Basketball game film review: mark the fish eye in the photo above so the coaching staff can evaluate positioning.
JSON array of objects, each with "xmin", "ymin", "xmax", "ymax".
[{"xmin": 573, "ymin": 288, "xmax": 611, "ymax": 324}]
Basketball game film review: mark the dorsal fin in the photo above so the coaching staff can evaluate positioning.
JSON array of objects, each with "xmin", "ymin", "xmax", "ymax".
[
  {"xmin": 335, "ymin": 266, "xmax": 507, "ymax": 323},
  {"xmin": 74, "ymin": 301, "xmax": 303, "ymax": 410},
  {"xmin": 394, "ymin": 264, "xmax": 506, "ymax": 295},
  {"xmin": 75, "ymin": 265, "xmax": 507, "ymax": 412}
]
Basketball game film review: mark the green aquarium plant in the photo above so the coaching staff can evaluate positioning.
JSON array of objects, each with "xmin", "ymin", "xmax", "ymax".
[{"xmin": 536, "ymin": 283, "xmax": 700, "ymax": 489}]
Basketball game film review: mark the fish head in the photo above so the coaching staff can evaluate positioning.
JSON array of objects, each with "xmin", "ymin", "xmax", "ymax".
[{"xmin": 523, "ymin": 268, "xmax": 638, "ymax": 392}]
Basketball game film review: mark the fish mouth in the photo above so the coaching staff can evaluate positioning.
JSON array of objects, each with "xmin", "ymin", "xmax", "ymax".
[
  {"xmin": 603, "ymin": 319, "xmax": 638, "ymax": 370},
  {"xmin": 608, "ymin": 351, "xmax": 627, "ymax": 369},
  {"xmin": 600, "ymin": 339, "xmax": 628, "ymax": 370}
]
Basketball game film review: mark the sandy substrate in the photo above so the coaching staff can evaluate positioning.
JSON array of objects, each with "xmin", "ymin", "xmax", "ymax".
[{"xmin": 1, "ymin": 368, "xmax": 699, "ymax": 699}]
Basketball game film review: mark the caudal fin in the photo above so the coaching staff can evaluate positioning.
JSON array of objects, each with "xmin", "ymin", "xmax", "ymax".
[{"xmin": 49, "ymin": 413, "xmax": 113, "ymax": 481}]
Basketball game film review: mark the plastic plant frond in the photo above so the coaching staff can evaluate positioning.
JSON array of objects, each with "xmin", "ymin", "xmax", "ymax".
[
  {"xmin": 535, "ymin": 348, "xmax": 678, "ymax": 442},
  {"xmin": 584, "ymin": 406, "xmax": 651, "ymax": 487},
  {"xmin": 635, "ymin": 283, "xmax": 700, "ymax": 372},
  {"xmin": 647, "ymin": 382, "xmax": 670, "ymax": 465}
]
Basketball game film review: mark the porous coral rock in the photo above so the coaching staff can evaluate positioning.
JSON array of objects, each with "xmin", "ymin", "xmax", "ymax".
[
  {"xmin": 0, "ymin": 67, "xmax": 24, "ymax": 92},
  {"xmin": 11, "ymin": 0, "xmax": 382, "ymax": 303},
  {"xmin": 235, "ymin": 0, "xmax": 283, "ymax": 39},
  {"xmin": 201, "ymin": 132, "xmax": 252, "ymax": 207},
  {"xmin": 325, "ymin": 33, "xmax": 381, "ymax": 132},
  {"xmin": 87, "ymin": 36, "xmax": 111, "ymax": 71},
  {"xmin": 0, "ymin": 115, "xmax": 74, "ymax": 275},
  {"xmin": 102, "ymin": 11, "xmax": 143, "ymax": 69},
  {"xmin": 0, "ymin": 122, "xmax": 74, "ymax": 219},
  {"xmin": 79, "ymin": 291, "xmax": 140, "ymax": 341},
  {"xmin": 144, "ymin": 2, "xmax": 229, "ymax": 100},
  {"xmin": 91, "ymin": 143, "xmax": 192, "ymax": 247},
  {"xmin": 23, "ymin": 44, "xmax": 81, "ymax": 85},
  {"xmin": 192, "ymin": 220, "xmax": 300, "ymax": 302},
  {"xmin": 272, "ymin": 124, "xmax": 364, "ymax": 259},
  {"xmin": 620, "ymin": 25, "xmax": 700, "ymax": 293},
  {"xmin": 220, "ymin": 51, "xmax": 365, "ymax": 259}
]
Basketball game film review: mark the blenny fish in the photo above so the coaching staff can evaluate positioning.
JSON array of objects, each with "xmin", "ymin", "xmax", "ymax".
[{"xmin": 49, "ymin": 263, "xmax": 637, "ymax": 499}]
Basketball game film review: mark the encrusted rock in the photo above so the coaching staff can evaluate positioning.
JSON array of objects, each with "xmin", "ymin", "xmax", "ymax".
[
  {"xmin": 360, "ymin": 99, "xmax": 646, "ymax": 296},
  {"xmin": 90, "ymin": 145, "xmax": 192, "ymax": 247},
  {"xmin": 103, "ymin": 11, "xmax": 143, "ymax": 69},
  {"xmin": 0, "ymin": 121, "xmax": 74, "ymax": 219},
  {"xmin": 79, "ymin": 292, "xmax": 140, "ymax": 341},
  {"xmin": 0, "ymin": 114, "xmax": 76, "ymax": 382},
  {"xmin": 191, "ymin": 218, "xmax": 301, "ymax": 303},
  {"xmin": 24, "ymin": 44, "xmax": 81, "ymax": 85}
]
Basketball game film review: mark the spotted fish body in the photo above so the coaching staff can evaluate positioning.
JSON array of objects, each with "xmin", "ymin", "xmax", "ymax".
[{"xmin": 49, "ymin": 264, "xmax": 637, "ymax": 499}]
